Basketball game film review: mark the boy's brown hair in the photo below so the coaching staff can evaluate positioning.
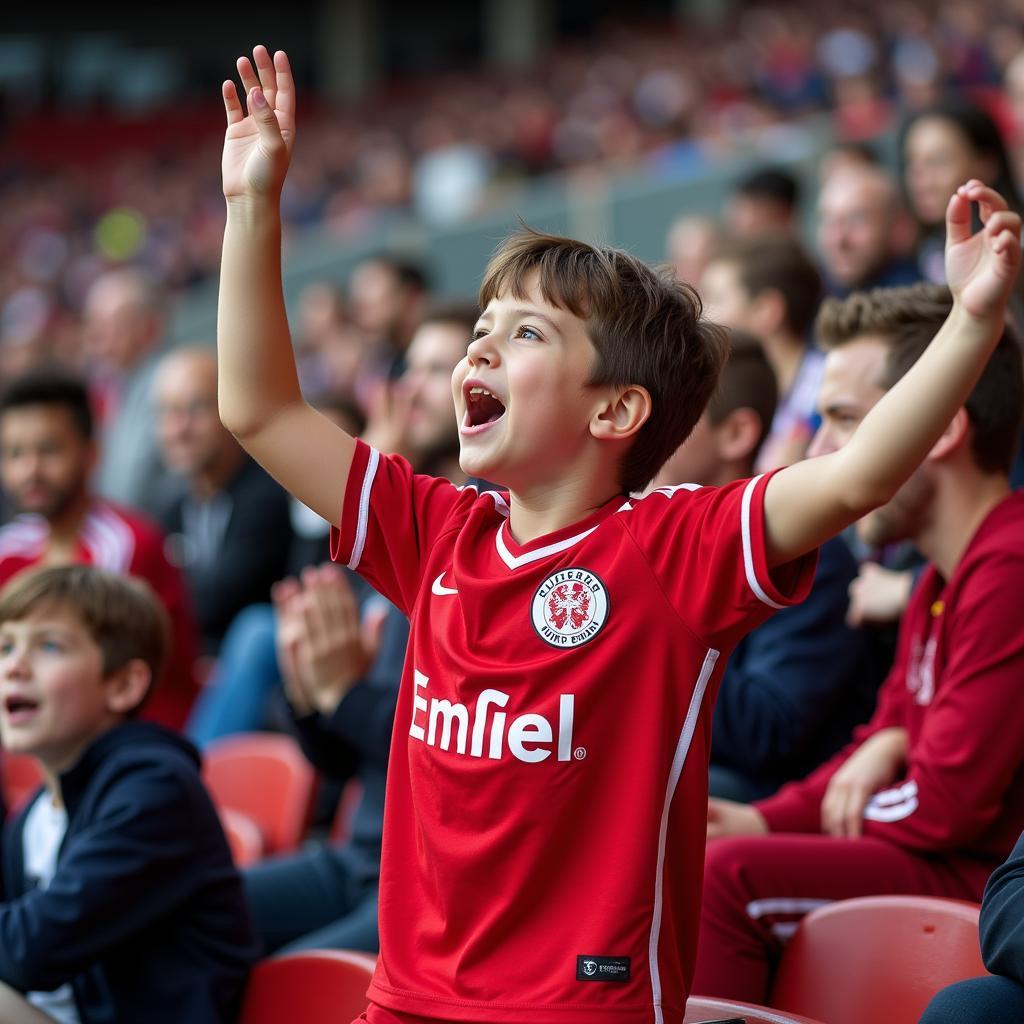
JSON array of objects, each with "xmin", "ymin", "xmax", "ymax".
[
  {"xmin": 712, "ymin": 235, "xmax": 823, "ymax": 339},
  {"xmin": 0, "ymin": 566, "xmax": 170, "ymax": 712},
  {"xmin": 816, "ymin": 283, "xmax": 1024, "ymax": 474},
  {"xmin": 480, "ymin": 228, "xmax": 729, "ymax": 492}
]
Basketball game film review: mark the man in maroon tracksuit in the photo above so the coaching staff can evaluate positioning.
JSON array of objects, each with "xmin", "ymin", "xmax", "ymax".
[{"xmin": 695, "ymin": 283, "xmax": 1024, "ymax": 1003}]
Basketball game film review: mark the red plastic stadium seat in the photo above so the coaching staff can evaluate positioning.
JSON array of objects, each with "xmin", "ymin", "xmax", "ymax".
[
  {"xmin": 219, "ymin": 807, "xmax": 265, "ymax": 867},
  {"xmin": 203, "ymin": 733, "xmax": 317, "ymax": 855},
  {"xmin": 1, "ymin": 752, "xmax": 44, "ymax": 811},
  {"xmin": 239, "ymin": 949, "xmax": 376, "ymax": 1024},
  {"xmin": 769, "ymin": 895, "xmax": 986, "ymax": 1024},
  {"xmin": 686, "ymin": 995, "xmax": 825, "ymax": 1023}
]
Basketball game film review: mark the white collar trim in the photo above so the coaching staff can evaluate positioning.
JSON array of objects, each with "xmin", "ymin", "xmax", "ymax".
[{"xmin": 495, "ymin": 520, "xmax": 598, "ymax": 570}]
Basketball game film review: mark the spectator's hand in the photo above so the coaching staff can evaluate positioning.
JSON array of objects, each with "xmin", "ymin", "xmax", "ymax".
[
  {"xmin": 820, "ymin": 727, "xmax": 908, "ymax": 838},
  {"xmin": 945, "ymin": 180, "xmax": 1021, "ymax": 323},
  {"xmin": 846, "ymin": 563, "xmax": 913, "ymax": 626},
  {"xmin": 707, "ymin": 798, "xmax": 768, "ymax": 840},
  {"xmin": 361, "ymin": 379, "xmax": 415, "ymax": 460},
  {"xmin": 221, "ymin": 45, "xmax": 296, "ymax": 202},
  {"xmin": 273, "ymin": 566, "xmax": 385, "ymax": 716}
]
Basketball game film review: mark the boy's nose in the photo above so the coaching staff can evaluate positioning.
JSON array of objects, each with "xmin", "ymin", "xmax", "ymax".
[{"xmin": 466, "ymin": 332, "xmax": 497, "ymax": 367}]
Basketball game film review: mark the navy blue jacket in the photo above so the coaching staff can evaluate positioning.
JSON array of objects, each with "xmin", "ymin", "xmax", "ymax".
[
  {"xmin": 980, "ymin": 829, "xmax": 1024, "ymax": 982},
  {"xmin": 0, "ymin": 722, "xmax": 259, "ymax": 1023},
  {"xmin": 711, "ymin": 536, "xmax": 873, "ymax": 791}
]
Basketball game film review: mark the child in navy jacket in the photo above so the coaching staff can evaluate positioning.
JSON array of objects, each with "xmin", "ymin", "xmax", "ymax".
[{"xmin": 0, "ymin": 565, "xmax": 258, "ymax": 1024}]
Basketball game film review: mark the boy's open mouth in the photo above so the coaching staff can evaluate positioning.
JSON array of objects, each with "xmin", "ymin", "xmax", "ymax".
[
  {"xmin": 464, "ymin": 385, "xmax": 507, "ymax": 430},
  {"xmin": 3, "ymin": 695, "xmax": 39, "ymax": 723}
]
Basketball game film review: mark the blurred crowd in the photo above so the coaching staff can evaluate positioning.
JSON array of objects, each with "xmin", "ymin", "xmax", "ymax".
[{"xmin": 7, "ymin": 0, "xmax": 1024, "ymax": 380}]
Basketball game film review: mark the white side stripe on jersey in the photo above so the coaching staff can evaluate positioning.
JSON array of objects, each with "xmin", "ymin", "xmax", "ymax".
[
  {"xmin": 648, "ymin": 646, "xmax": 719, "ymax": 1024},
  {"xmin": 494, "ymin": 520, "xmax": 598, "ymax": 570},
  {"xmin": 741, "ymin": 475, "xmax": 786, "ymax": 610},
  {"xmin": 864, "ymin": 780, "xmax": 919, "ymax": 822},
  {"xmin": 348, "ymin": 447, "xmax": 381, "ymax": 571}
]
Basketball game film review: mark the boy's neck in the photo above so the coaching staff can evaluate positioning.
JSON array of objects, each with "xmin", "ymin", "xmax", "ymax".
[{"xmin": 507, "ymin": 475, "xmax": 622, "ymax": 545}]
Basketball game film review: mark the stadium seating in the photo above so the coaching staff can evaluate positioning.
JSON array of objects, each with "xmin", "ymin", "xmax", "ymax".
[
  {"xmin": 685, "ymin": 995, "xmax": 825, "ymax": 1023},
  {"xmin": 239, "ymin": 948, "xmax": 376, "ymax": 1024},
  {"xmin": 218, "ymin": 807, "xmax": 265, "ymax": 868},
  {"xmin": 203, "ymin": 733, "xmax": 317, "ymax": 854},
  {"xmin": 0, "ymin": 752, "xmax": 44, "ymax": 811},
  {"xmin": 769, "ymin": 895, "xmax": 986, "ymax": 1024}
]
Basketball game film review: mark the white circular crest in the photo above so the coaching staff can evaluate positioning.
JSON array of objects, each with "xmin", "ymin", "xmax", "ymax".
[{"xmin": 531, "ymin": 567, "xmax": 609, "ymax": 649}]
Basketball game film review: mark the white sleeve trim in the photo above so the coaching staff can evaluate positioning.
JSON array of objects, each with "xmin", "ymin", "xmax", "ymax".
[
  {"xmin": 741, "ymin": 474, "xmax": 786, "ymax": 610},
  {"xmin": 347, "ymin": 447, "xmax": 380, "ymax": 571}
]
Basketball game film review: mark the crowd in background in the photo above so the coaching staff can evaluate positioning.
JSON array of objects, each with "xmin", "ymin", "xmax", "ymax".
[{"xmin": 7, "ymin": 0, "xmax": 1024, "ymax": 376}]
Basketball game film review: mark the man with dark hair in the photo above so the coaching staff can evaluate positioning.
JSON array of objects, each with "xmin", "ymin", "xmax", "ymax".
[
  {"xmin": 726, "ymin": 167, "xmax": 800, "ymax": 238},
  {"xmin": 696, "ymin": 283, "xmax": 1024, "ymax": 1004},
  {"xmin": 0, "ymin": 370, "xmax": 199, "ymax": 730},
  {"xmin": 700, "ymin": 236, "xmax": 825, "ymax": 471},
  {"xmin": 652, "ymin": 332, "xmax": 868, "ymax": 802}
]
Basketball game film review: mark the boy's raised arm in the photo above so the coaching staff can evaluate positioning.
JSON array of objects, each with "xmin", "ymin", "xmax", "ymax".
[
  {"xmin": 218, "ymin": 46, "xmax": 356, "ymax": 526},
  {"xmin": 763, "ymin": 180, "xmax": 1021, "ymax": 567}
]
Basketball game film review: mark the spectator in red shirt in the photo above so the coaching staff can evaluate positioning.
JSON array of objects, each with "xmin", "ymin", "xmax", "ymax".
[
  {"xmin": 695, "ymin": 283, "xmax": 1024, "ymax": 1004},
  {"xmin": 0, "ymin": 370, "xmax": 199, "ymax": 730}
]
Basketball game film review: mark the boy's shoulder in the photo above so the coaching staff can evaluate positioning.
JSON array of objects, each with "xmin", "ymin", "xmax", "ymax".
[{"xmin": 60, "ymin": 722, "xmax": 204, "ymax": 816}]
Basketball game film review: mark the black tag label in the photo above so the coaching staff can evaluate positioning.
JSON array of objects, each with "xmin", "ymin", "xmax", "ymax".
[{"xmin": 576, "ymin": 955, "xmax": 630, "ymax": 982}]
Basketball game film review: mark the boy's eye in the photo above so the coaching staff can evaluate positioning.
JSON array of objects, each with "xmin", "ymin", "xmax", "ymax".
[
  {"xmin": 0, "ymin": 641, "xmax": 12, "ymax": 656},
  {"xmin": 516, "ymin": 325, "xmax": 541, "ymax": 341},
  {"xmin": 39, "ymin": 639, "xmax": 63, "ymax": 653}
]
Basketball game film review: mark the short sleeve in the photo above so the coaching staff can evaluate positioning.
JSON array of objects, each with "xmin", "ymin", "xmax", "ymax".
[
  {"xmin": 627, "ymin": 471, "xmax": 818, "ymax": 648},
  {"xmin": 329, "ymin": 441, "xmax": 471, "ymax": 614}
]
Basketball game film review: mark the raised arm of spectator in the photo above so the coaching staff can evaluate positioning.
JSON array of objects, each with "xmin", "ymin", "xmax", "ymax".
[
  {"xmin": 763, "ymin": 181, "xmax": 1021, "ymax": 566},
  {"xmin": 218, "ymin": 45, "xmax": 356, "ymax": 526}
]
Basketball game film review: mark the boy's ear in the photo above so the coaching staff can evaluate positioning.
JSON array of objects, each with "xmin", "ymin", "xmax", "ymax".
[
  {"xmin": 103, "ymin": 659, "xmax": 152, "ymax": 716},
  {"xmin": 590, "ymin": 385, "xmax": 652, "ymax": 441},
  {"xmin": 927, "ymin": 407, "xmax": 969, "ymax": 462}
]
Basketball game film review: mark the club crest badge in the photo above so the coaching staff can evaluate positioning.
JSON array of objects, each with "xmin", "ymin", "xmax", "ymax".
[{"xmin": 531, "ymin": 567, "xmax": 609, "ymax": 648}]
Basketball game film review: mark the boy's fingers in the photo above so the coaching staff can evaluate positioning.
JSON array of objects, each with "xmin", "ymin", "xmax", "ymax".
[
  {"xmin": 273, "ymin": 50, "xmax": 296, "ymax": 120},
  {"xmin": 223, "ymin": 81, "xmax": 243, "ymax": 125},
  {"xmin": 247, "ymin": 87, "xmax": 284, "ymax": 144},
  {"xmin": 253, "ymin": 44, "xmax": 277, "ymax": 106},
  {"xmin": 961, "ymin": 179, "xmax": 1008, "ymax": 215},
  {"xmin": 946, "ymin": 191, "xmax": 972, "ymax": 246},
  {"xmin": 236, "ymin": 56, "xmax": 261, "ymax": 98}
]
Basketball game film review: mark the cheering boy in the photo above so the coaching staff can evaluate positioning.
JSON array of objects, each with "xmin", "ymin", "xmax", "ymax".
[{"xmin": 217, "ymin": 45, "xmax": 1020, "ymax": 1024}]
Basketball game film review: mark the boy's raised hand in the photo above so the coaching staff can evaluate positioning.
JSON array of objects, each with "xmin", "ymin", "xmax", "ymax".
[
  {"xmin": 221, "ymin": 45, "xmax": 295, "ymax": 202},
  {"xmin": 945, "ymin": 180, "xmax": 1022, "ymax": 322}
]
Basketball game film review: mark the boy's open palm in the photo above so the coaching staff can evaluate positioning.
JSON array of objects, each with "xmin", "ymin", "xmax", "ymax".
[
  {"xmin": 221, "ymin": 45, "xmax": 295, "ymax": 201},
  {"xmin": 945, "ymin": 180, "xmax": 1022, "ymax": 321}
]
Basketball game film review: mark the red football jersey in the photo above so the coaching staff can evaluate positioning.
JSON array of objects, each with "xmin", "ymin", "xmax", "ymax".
[{"xmin": 332, "ymin": 441, "xmax": 816, "ymax": 1024}]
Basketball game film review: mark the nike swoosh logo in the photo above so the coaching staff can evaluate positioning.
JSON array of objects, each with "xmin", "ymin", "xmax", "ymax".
[{"xmin": 431, "ymin": 572, "xmax": 459, "ymax": 596}]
